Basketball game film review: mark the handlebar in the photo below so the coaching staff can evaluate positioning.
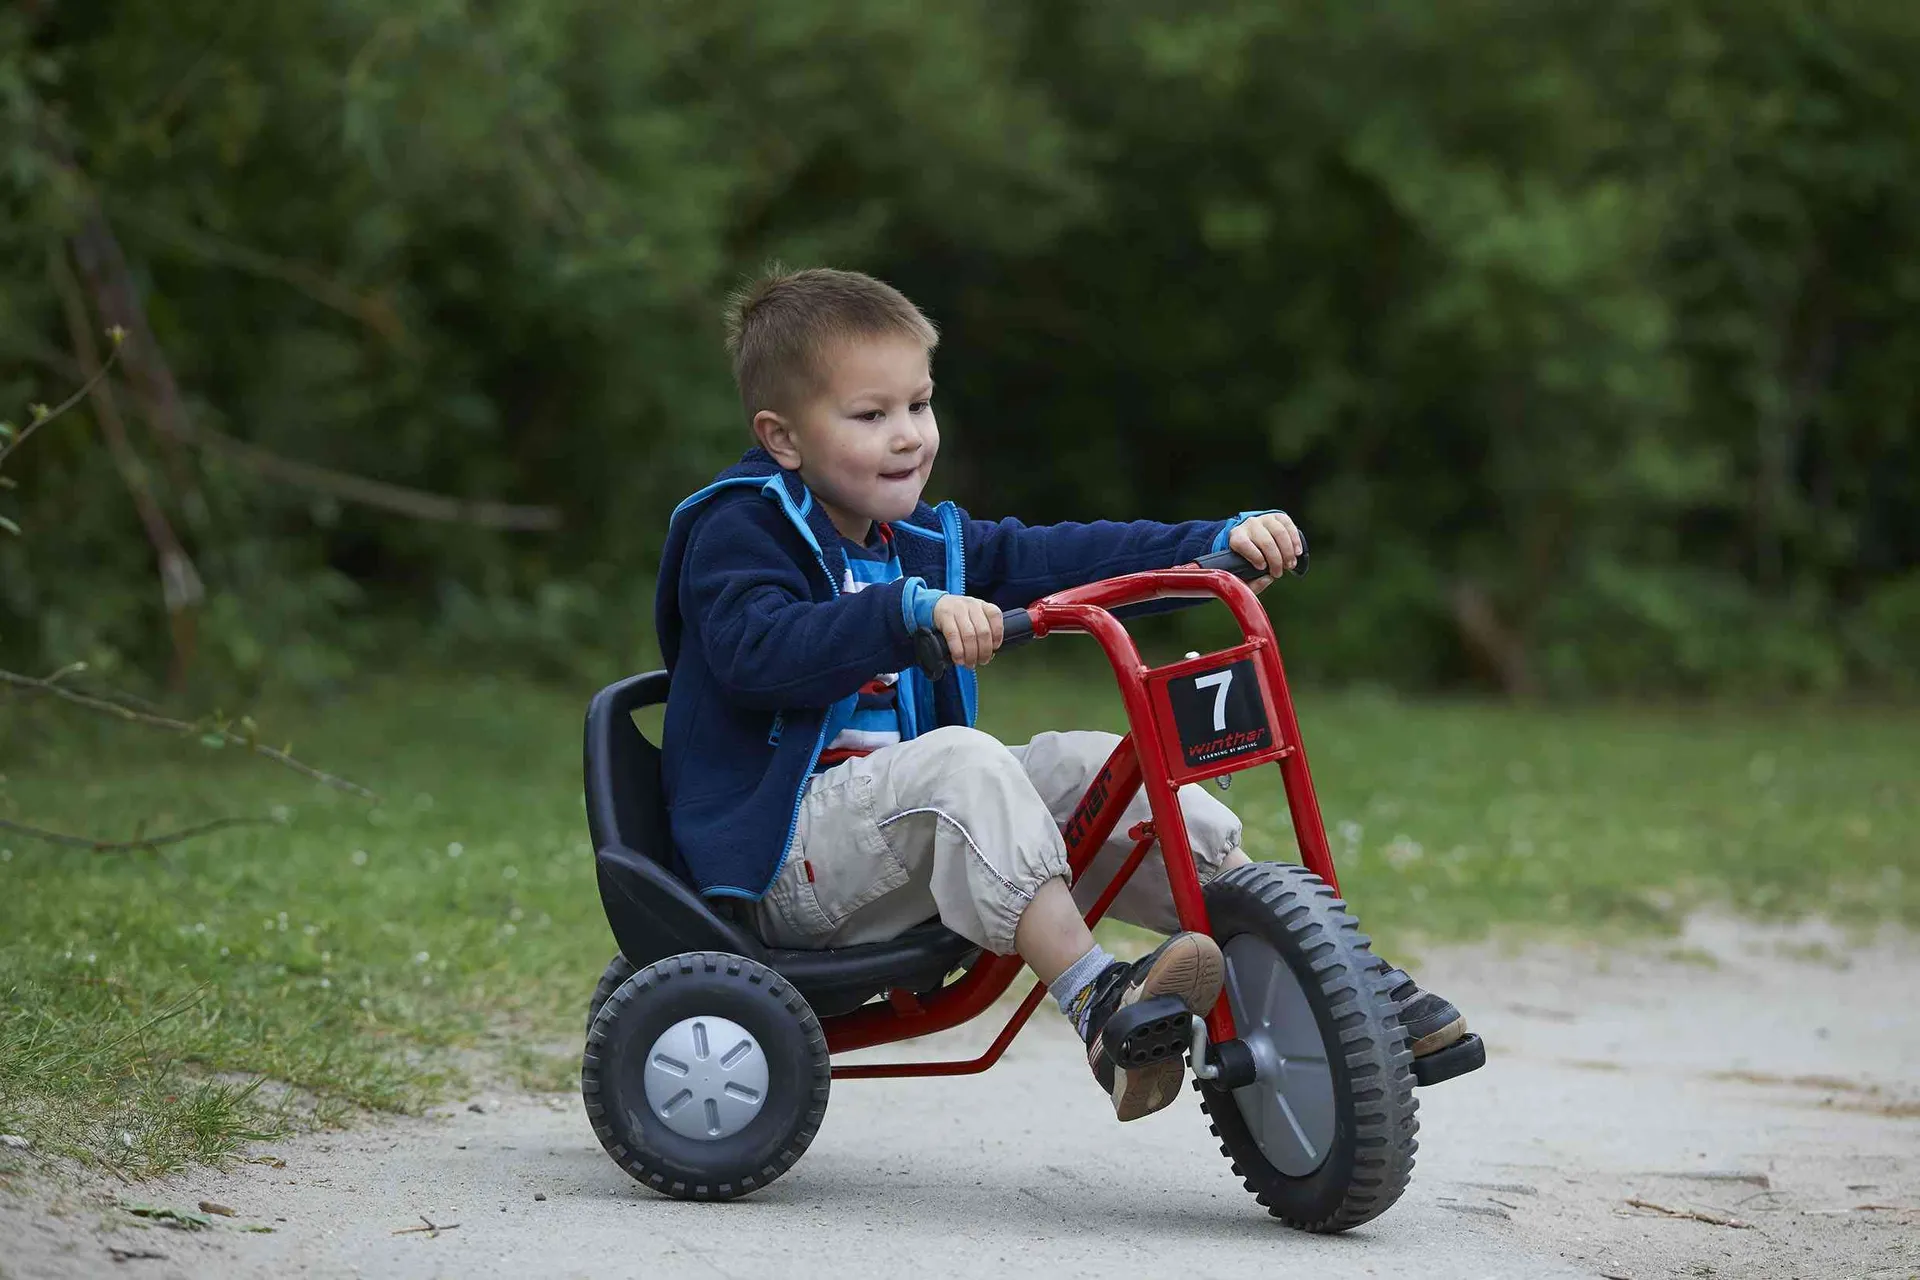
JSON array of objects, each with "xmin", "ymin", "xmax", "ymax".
[{"xmin": 910, "ymin": 545, "xmax": 1307, "ymax": 681}]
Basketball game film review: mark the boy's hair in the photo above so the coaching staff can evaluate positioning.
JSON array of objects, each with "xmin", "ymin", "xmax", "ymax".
[{"xmin": 724, "ymin": 266, "xmax": 939, "ymax": 422}]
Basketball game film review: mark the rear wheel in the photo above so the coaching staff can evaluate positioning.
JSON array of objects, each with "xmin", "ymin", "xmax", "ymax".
[
  {"xmin": 1196, "ymin": 862, "xmax": 1418, "ymax": 1231},
  {"xmin": 582, "ymin": 951, "xmax": 829, "ymax": 1201},
  {"xmin": 586, "ymin": 953, "xmax": 636, "ymax": 1038}
]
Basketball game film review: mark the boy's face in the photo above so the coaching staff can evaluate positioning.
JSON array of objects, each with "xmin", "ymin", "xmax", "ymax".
[{"xmin": 756, "ymin": 334, "xmax": 938, "ymax": 542}]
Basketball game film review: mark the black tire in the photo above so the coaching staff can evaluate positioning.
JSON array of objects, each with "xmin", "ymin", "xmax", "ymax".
[
  {"xmin": 582, "ymin": 951, "xmax": 830, "ymax": 1201},
  {"xmin": 1196, "ymin": 862, "xmax": 1418, "ymax": 1232},
  {"xmin": 586, "ymin": 953, "xmax": 636, "ymax": 1039}
]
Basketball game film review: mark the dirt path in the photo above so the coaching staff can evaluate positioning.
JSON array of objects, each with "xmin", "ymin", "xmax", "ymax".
[{"xmin": 7, "ymin": 915, "xmax": 1919, "ymax": 1280}]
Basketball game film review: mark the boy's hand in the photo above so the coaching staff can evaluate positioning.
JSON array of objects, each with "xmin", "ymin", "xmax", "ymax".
[
  {"xmin": 931, "ymin": 594, "xmax": 1004, "ymax": 669},
  {"xmin": 1228, "ymin": 511, "xmax": 1305, "ymax": 593}
]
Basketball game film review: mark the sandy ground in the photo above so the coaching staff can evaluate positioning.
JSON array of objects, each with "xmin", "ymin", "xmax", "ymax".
[{"xmin": 5, "ymin": 915, "xmax": 1918, "ymax": 1280}]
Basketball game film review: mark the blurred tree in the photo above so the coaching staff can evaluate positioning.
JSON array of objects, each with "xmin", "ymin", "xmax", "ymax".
[{"xmin": 1, "ymin": 0, "xmax": 1914, "ymax": 696}]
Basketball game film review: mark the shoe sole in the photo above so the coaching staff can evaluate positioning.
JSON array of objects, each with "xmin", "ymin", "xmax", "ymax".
[
  {"xmin": 1408, "ymin": 1015, "xmax": 1468, "ymax": 1059},
  {"xmin": 1103, "ymin": 934, "xmax": 1225, "ymax": 1122}
]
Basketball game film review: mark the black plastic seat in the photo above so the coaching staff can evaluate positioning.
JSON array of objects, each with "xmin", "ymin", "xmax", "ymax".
[{"xmin": 584, "ymin": 672, "xmax": 980, "ymax": 1016}]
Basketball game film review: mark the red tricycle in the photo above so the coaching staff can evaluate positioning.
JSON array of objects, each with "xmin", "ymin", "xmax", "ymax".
[{"xmin": 579, "ymin": 548, "xmax": 1484, "ymax": 1232}]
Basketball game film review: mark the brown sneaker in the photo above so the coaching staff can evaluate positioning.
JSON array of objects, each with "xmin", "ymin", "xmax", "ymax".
[
  {"xmin": 1078, "ymin": 933, "xmax": 1225, "ymax": 1122},
  {"xmin": 1376, "ymin": 964, "xmax": 1468, "ymax": 1056}
]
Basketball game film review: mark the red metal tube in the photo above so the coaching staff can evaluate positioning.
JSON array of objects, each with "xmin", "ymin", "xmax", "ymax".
[{"xmin": 824, "ymin": 561, "xmax": 1338, "ymax": 1069}]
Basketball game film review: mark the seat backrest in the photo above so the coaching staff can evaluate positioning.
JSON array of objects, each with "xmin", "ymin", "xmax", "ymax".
[{"xmin": 583, "ymin": 671, "xmax": 675, "ymax": 870}]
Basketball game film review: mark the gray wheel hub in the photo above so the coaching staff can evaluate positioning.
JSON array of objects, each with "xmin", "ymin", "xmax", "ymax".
[
  {"xmin": 1222, "ymin": 933, "xmax": 1337, "ymax": 1176},
  {"xmin": 641, "ymin": 1015, "xmax": 769, "ymax": 1141}
]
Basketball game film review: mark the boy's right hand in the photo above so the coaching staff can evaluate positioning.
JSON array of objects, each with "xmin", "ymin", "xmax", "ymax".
[{"xmin": 931, "ymin": 594, "xmax": 1004, "ymax": 669}]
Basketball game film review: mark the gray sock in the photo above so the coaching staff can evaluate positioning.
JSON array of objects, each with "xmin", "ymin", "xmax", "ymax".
[{"xmin": 1049, "ymin": 944, "xmax": 1117, "ymax": 1037}]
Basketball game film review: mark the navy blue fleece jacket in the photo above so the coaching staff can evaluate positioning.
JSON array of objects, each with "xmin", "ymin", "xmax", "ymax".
[{"xmin": 654, "ymin": 449, "xmax": 1260, "ymax": 901}]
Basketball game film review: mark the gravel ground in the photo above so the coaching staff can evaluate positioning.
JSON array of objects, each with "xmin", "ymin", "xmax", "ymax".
[{"xmin": 5, "ymin": 914, "xmax": 1917, "ymax": 1280}]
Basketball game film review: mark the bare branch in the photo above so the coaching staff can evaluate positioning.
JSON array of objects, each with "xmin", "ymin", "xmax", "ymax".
[
  {"xmin": 188, "ymin": 425, "xmax": 562, "ymax": 530},
  {"xmin": 0, "ymin": 332, "xmax": 125, "ymax": 472},
  {"xmin": 50, "ymin": 244, "xmax": 205, "ymax": 683},
  {"xmin": 0, "ymin": 667, "xmax": 376, "ymax": 799},
  {"xmin": 114, "ymin": 205, "xmax": 416, "ymax": 350},
  {"xmin": 0, "ymin": 814, "xmax": 273, "ymax": 852},
  {"xmin": 49, "ymin": 139, "xmax": 558, "ymax": 532}
]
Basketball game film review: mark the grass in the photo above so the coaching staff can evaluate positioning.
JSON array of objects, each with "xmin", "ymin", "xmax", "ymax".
[{"xmin": 1, "ymin": 657, "xmax": 1915, "ymax": 1178}]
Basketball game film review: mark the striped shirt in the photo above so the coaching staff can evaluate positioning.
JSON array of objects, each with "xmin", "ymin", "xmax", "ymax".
[{"xmin": 818, "ymin": 523, "xmax": 907, "ymax": 769}]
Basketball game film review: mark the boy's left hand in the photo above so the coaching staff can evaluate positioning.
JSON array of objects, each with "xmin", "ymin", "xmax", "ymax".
[{"xmin": 1227, "ymin": 511, "xmax": 1305, "ymax": 593}]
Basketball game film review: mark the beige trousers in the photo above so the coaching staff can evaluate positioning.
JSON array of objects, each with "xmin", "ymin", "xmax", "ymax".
[{"xmin": 750, "ymin": 726, "xmax": 1242, "ymax": 956}]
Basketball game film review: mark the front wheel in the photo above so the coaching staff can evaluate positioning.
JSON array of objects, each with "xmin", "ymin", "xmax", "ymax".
[{"xmin": 1196, "ymin": 862, "xmax": 1418, "ymax": 1232}]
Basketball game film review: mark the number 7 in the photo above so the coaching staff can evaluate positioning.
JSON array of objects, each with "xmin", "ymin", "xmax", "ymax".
[{"xmin": 1195, "ymin": 670, "xmax": 1233, "ymax": 731}]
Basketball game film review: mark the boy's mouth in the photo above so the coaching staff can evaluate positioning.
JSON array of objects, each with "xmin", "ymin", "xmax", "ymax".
[{"xmin": 879, "ymin": 464, "xmax": 921, "ymax": 483}]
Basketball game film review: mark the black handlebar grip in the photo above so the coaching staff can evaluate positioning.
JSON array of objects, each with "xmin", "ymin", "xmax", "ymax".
[
  {"xmin": 912, "ymin": 628, "xmax": 952, "ymax": 682},
  {"xmin": 911, "ymin": 607, "xmax": 1036, "ymax": 681},
  {"xmin": 1000, "ymin": 608, "xmax": 1035, "ymax": 647},
  {"xmin": 1191, "ymin": 543, "xmax": 1310, "ymax": 579}
]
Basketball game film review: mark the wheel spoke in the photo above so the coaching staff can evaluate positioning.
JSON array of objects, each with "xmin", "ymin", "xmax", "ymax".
[{"xmin": 1271, "ymin": 1090, "xmax": 1320, "ymax": 1165}]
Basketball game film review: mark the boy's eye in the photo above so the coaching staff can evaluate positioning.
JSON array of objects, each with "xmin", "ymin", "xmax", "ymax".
[
  {"xmin": 854, "ymin": 409, "xmax": 885, "ymax": 423},
  {"xmin": 909, "ymin": 400, "xmax": 931, "ymax": 414}
]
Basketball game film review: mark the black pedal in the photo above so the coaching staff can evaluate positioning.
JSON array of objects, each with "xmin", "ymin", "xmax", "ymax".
[
  {"xmin": 1411, "ymin": 1032, "xmax": 1486, "ymax": 1086},
  {"xmin": 1103, "ymin": 994, "xmax": 1192, "ymax": 1069}
]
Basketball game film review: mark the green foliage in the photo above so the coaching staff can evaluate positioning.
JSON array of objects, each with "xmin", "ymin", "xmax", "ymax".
[{"xmin": 1, "ymin": 0, "xmax": 1916, "ymax": 693}]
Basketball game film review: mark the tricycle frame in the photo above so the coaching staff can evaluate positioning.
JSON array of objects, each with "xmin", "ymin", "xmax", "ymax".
[{"xmin": 828, "ymin": 566, "xmax": 1338, "ymax": 1079}]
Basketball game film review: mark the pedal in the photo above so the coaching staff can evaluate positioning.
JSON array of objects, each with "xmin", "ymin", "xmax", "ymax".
[
  {"xmin": 1104, "ymin": 994, "xmax": 1192, "ymax": 1069},
  {"xmin": 1411, "ymin": 1032, "xmax": 1486, "ymax": 1086}
]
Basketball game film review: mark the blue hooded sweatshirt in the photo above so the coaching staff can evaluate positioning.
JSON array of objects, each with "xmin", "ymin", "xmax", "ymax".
[{"xmin": 654, "ymin": 448, "xmax": 1264, "ymax": 901}]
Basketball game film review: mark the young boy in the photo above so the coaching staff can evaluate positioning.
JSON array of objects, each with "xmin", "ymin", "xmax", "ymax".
[{"xmin": 655, "ymin": 267, "xmax": 1466, "ymax": 1121}]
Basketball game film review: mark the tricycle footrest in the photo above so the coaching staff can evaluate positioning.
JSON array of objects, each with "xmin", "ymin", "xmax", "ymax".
[{"xmin": 1411, "ymin": 1032, "xmax": 1486, "ymax": 1086}]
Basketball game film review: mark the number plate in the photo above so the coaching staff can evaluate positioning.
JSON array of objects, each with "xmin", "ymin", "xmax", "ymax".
[{"xmin": 1164, "ymin": 657, "xmax": 1272, "ymax": 770}]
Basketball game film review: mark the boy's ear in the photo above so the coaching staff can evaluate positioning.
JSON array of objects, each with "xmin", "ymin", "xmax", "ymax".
[{"xmin": 752, "ymin": 409, "xmax": 804, "ymax": 471}]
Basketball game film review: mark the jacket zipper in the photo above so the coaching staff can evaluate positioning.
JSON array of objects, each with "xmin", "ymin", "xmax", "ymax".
[
  {"xmin": 764, "ymin": 482, "xmax": 838, "ymax": 895},
  {"xmin": 938, "ymin": 502, "xmax": 979, "ymax": 726}
]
